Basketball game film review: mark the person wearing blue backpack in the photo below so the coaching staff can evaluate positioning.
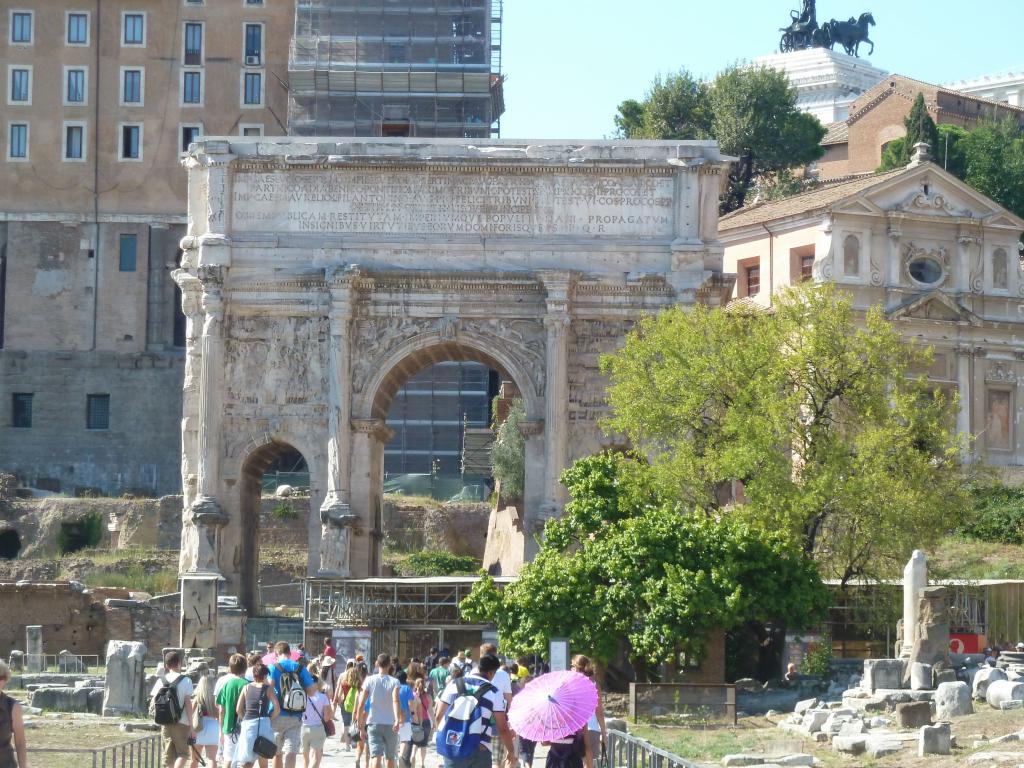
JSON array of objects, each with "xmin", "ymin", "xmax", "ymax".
[{"xmin": 434, "ymin": 654, "xmax": 515, "ymax": 768}]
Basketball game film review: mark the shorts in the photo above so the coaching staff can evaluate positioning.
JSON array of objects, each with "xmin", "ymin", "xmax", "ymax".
[
  {"xmin": 586, "ymin": 731, "xmax": 601, "ymax": 759},
  {"xmin": 221, "ymin": 731, "xmax": 238, "ymax": 765},
  {"xmin": 273, "ymin": 715, "xmax": 303, "ymax": 755},
  {"xmin": 162, "ymin": 722, "xmax": 191, "ymax": 763},
  {"xmin": 341, "ymin": 708, "xmax": 353, "ymax": 727},
  {"xmin": 368, "ymin": 723, "xmax": 399, "ymax": 759},
  {"xmin": 301, "ymin": 723, "xmax": 328, "ymax": 752},
  {"xmin": 442, "ymin": 747, "xmax": 493, "ymax": 768}
]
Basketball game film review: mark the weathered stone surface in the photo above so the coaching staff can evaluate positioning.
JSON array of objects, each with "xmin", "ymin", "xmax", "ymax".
[
  {"xmin": 934, "ymin": 681, "xmax": 973, "ymax": 718},
  {"xmin": 865, "ymin": 738, "xmax": 903, "ymax": 759},
  {"xmin": 973, "ymin": 666, "xmax": 1007, "ymax": 700},
  {"xmin": 794, "ymin": 698, "xmax": 817, "ymax": 715},
  {"xmin": 919, "ymin": 722, "xmax": 951, "ymax": 756},
  {"xmin": 29, "ymin": 685, "xmax": 103, "ymax": 714},
  {"xmin": 721, "ymin": 757, "xmax": 762, "ymax": 767},
  {"xmin": 999, "ymin": 699, "xmax": 1023, "ymax": 710},
  {"xmin": 986, "ymin": 679, "xmax": 1024, "ymax": 709},
  {"xmin": 966, "ymin": 752, "xmax": 1024, "ymax": 764},
  {"xmin": 832, "ymin": 735, "xmax": 866, "ymax": 754},
  {"xmin": 911, "ymin": 662, "xmax": 932, "ymax": 691},
  {"xmin": 25, "ymin": 625, "xmax": 42, "ymax": 672},
  {"xmin": 932, "ymin": 668, "xmax": 957, "ymax": 686},
  {"xmin": 863, "ymin": 659, "xmax": 905, "ymax": 692},
  {"xmin": 801, "ymin": 709, "xmax": 830, "ymax": 734},
  {"xmin": 58, "ymin": 650, "xmax": 84, "ymax": 674},
  {"xmin": 101, "ymin": 640, "xmax": 148, "ymax": 717},
  {"xmin": 7, "ymin": 651, "xmax": 23, "ymax": 672},
  {"xmin": 895, "ymin": 700, "xmax": 932, "ymax": 728}
]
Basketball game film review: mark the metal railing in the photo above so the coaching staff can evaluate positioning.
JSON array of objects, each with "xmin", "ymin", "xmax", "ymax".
[
  {"xmin": 16, "ymin": 653, "xmax": 103, "ymax": 674},
  {"xmin": 606, "ymin": 729, "xmax": 701, "ymax": 768},
  {"xmin": 27, "ymin": 734, "xmax": 161, "ymax": 768}
]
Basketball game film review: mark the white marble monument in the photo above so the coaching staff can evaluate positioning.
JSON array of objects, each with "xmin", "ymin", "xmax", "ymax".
[
  {"xmin": 174, "ymin": 138, "xmax": 735, "ymax": 638},
  {"xmin": 902, "ymin": 550, "xmax": 928, "ymax": 658}
]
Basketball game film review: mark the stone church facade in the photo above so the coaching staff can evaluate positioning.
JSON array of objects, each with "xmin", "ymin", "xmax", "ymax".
[
  {"xmin": 174, "ymin": 138, "xmax": 734, "ymax": 636},
  {"xmin": 721, "ymin": 151, "xmax": 1024, "ymax": 468}
]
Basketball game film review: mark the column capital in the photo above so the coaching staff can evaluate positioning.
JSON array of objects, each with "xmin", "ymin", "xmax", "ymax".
[
  {"xmin": 352, "ymin": 418, "xmax": 395, "ymax": 443},
  {"xmin": 518, "ymin": 419, "xmax": 545, "ymax": 438},
  {"xmin": 320, "ymin": 498, "xmax": 359, "ymax": 529},
  {"xmin": 187, "ymin": 495, "xmax": 228, "ymax": 527},
  {"xmin": 543, "ymin": 314, "xmax": 570, "ymax": 331}
]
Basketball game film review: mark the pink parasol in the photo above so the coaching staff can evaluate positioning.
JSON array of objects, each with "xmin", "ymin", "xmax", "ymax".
[
  {"xmin": 261, "ymin": 651, "xmax": 302, "ymax": 664},
  {"xmin": 508, "ymin": 670, "xmax": 598, "ymax": 742}
]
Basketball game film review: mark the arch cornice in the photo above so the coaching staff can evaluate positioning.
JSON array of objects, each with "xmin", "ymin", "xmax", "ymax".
[{"xmin": 352, "ymin": 322, "xmax": 545, "ymax": 423}]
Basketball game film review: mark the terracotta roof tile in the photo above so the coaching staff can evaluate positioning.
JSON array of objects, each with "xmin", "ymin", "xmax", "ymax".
[
  {"xmin": 822, "ymin": 122, "xmax": 849, "ymax": 145},
  {"xmin": 719, "ymin": 169, "xmax": 907, "ymax": 230}
]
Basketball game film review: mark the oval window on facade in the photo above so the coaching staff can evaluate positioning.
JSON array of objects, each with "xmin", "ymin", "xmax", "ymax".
[{"xmin": 908, "ymin": 257, "xmax": 943, "ymax": 285}]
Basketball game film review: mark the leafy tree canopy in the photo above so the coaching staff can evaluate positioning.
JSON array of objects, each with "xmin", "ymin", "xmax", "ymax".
[
  {"xmin": 614, "ymin": 66, "xmax": 825, "ymax": 211},
  {"xmin": 600, "ymin": 284, "xmax": 968, "ymax": 584},
  {"xmin": 490, "ymin": 399, "xmax": 525, "ymax": 500},
  {"xmin": 460, "ymin": 452, "xmax": 828, "ymax": 675}
]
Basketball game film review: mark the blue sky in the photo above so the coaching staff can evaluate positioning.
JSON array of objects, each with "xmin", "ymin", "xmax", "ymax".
[{"xmin": 499, "ymin": 0, "xmax": 1023, "ymax": 139}]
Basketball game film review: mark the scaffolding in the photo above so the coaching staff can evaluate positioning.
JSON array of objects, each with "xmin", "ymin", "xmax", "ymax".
[{"xmin": 288, "ymin": 0, "xmax": 505, "ymax": 137}]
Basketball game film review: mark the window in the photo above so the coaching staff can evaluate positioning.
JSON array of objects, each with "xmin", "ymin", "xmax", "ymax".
[
  {"xmin": 8, "ymin": 123, "xmax": 28, "ymax": 160},
  {"xmin": 993, "ymin": 248, "xmax": 1009, "ymax": 290},
  {"xmin": 801, "ymin": 254, "xmax": 814, "ymax": 282},
  {"xmin": 10, "ymin": 11, "xmax": 31, "ymax": 44},
  {"xmin": 843, "ymin": 234, "xmax": 860, "ymax": 277},
  {"xmin": 86, "ymin": 394, "xmax": 109, "ymax": 430},
  {"xmin": 184, "ymin": 22, "xmax": 203, "ymax": 65},
  {"xmin": 12, "ymin": 393, "xmax": 32, "ymax": 428},
  {"xmin": 63, "ymin": 123, "xmax": 85, "ymax": 161},
  {"xmin": 244, "ymin": 23, "xmax": 262, "ymax": 63},
  {"xmin": 240, "ymin": 124, "xmax": 263, "ymax": 137},
  {"xmin": 908, "ymin": 256, "xmax": 943, "ymax": 285},
  {"xmin": 121, "ymin": 68, "xmax": 142, "ymax": 105},
  {"xmin": 118, "ymin": 234, "xmax": 137, "ymax": 271},
  {"xmin": 122, "ymin": 12, "xmax": 144, "ymax": 45},
  {"xmin": 67, "ymin": 12, "xmax": 88, "ymax": 44},
  {"xmin": 180, "ymin": 124, "xmax": 201, "ymax": 152},
  {"xmin": 746, "ymin": 265, "xmax": 761, "ymax": 295},
  {"xmin": 182, "ymin": 71, "xmax": 202, "ymax": 104},
  {"xmin": 243, "ymin": 72, "xmax": 262, "ymax": 105},
  {"xmin": 65, "ymin": 68, "xmax": 86, "ymax": 105},
  {"xmin": 119, "ymin": 124, "xmax": 141, "ymax": 160},
  {"xmin": 9, "ymin": 67, "xmax": 30, "ymax": 104},
  {"xmin": 245, "ymin": 0, "xmax": 265, "ymax": 5}
]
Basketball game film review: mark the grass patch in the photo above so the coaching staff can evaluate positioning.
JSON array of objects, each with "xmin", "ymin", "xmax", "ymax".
[
  {"xmin": 383, "ymin": 493, "xmax": 445, "ymax": 510},
  {"xmin": 24, "ymin": 719, "xmax": 149, "ymax": 768},
  {"xmin": 384, "ymin": 549, "xmax": 480, "ymax": 577},
  {"xmin": 631, "ymin": 722, "xmax": 795, "ymax": 762},
  {"xmin": 929, "ymin": 535, "xmax": 1024, "ymax": 580},
  {"xmin": 80, "ymin": 564, "xmax": 178, "ymax": 594}
]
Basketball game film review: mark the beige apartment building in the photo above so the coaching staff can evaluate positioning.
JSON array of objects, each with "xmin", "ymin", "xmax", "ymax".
[
  {"xmin": 0, "ymin": 0, "xmax": 290, "ymax": 495},
  {"xmin": 720, "ymin": 150, "xmax": 1024, "ymax": 467}
]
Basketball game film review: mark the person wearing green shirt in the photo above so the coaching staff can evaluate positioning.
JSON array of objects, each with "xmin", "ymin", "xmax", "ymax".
[
  {"xmin": 428, "ymin": 656, "xmax": 450, "ymax": 697},
  {"xmin": 216, "ymin": 653, "xmax": 249, "ymax": 767}
]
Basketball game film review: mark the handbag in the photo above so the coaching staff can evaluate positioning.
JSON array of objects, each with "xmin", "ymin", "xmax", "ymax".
[
  {"xmin": 310, "ymin": 696, "xmax": 336, "ymax": 737},
  {"xmin": 410, "ymin": 721, "xmax": 428, "ymax": 746},
  {"xmin": 252, "ymin": 686, "xmax": 278, "ymax": 760}
]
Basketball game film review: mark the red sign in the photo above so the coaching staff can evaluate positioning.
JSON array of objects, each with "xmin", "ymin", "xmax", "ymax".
[{"xmin": 950, "ymin": 633, "xmax": 984, "ymax": 654}]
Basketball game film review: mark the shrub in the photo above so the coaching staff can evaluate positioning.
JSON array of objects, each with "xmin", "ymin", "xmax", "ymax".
[
  {"xmin": 271, "ymin": 502, "xmax": 298, "ymax": 521},
  {"xmin": 491, "ymin": 400, "xmax": 525, "ymax": 500},
  {"xmin": 803, "ymin": 636, "xmax": 833, "ymax": 679},
  {"xmin": 394, "ymin": 550, "xmax": 479, "ymax": 577},
  {"xmin": 57, "ymin": 511, "xmax": 104, "ymax": 554},
  {"xmin": 959, "ymin": 485, "xmax": 1024, "ymax": 545}
]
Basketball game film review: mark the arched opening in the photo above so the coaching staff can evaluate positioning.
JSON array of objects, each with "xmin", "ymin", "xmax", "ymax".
[
  {"xmin": 239, "ymin": 440, "xmax": 310, "ymax": 616},
  {"xmin": 0, "ymin": 529, "xmax": 21, "ymax": 559}
]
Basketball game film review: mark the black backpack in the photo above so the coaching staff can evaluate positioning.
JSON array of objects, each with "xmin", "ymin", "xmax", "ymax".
[{"xmin": 152, "ymin": 673, "xmax": 184, "ymax": 726}]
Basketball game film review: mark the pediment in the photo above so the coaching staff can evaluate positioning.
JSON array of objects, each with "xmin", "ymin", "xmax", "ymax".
[
  {"xmin": 887, "ymin": 290, "xmax": 981, "ymax": 325},
  {"xmin": 863, "ymin": 165, "xmax": 1023, "ymax": 224},
  {"xmin": 833, "ymin": 198, "xmax": 882, "ymax": 215}
]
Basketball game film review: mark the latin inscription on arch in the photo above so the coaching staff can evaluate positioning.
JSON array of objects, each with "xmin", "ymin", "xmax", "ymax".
[{"xmin": 231, "ymin": 170, "xmax": 675, "ymax": 238}]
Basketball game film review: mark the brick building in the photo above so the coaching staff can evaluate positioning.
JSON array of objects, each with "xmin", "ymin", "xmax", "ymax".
[
  {"xmin": 0, "ymin": 1, "xmax": 290, "ymax": 495},
  {"xmin": 817, "ymin": 75, "xmax": 1024, "ymax": 180}
]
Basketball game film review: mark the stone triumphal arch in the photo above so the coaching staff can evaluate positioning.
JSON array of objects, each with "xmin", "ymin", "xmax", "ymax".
[{"xmin": 173, "ymin": 138, "xmax": 733, "ymax": 645}]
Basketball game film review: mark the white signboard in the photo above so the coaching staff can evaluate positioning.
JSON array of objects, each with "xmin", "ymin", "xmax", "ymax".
[
  {"xmin": 549, "ymin": 638, "xmax": 569, "ymax": 672},
  {"xmin": 333, "ymin": 628, "xmax": 372, "ymax": 662}
]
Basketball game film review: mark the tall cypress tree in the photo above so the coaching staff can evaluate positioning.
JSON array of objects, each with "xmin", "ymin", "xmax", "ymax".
[{"xmin": 900, "ymin": 93, "xmax": 940, "ymax": 165}]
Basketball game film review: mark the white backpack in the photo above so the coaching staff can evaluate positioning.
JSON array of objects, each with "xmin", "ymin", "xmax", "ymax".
[{"xmin": 277, "ymin": 664, "xmax": 308, "ymax": 714}]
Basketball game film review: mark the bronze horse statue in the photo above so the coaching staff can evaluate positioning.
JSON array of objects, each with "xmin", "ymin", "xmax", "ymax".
[{"xmin": 828, "ymin": 12, "xmax": 875, "ymax": 57}]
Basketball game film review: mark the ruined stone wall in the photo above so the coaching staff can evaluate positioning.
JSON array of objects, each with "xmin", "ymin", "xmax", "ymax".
[
  {"xmin": 383, "ymin": 501, "xmax": 491, "ymax": 558},
  {"xmin": 0, "ymin": 583, "xmax": 112, "ymax": 656}
]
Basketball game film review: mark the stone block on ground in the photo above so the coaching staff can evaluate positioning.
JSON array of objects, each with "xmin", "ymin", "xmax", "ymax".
[
  {"xmin": 933, "ymin": 668, "xmax": 957, "ymax": 686},
  {"xmin": 863, "ymin": 659, "xmax": 904, "ymax": 692},
  {"xmin": 800, "ymin": 709, "xmax": 829, "ymax": 734},
  {"xmin": 794, "ymin": 698, "xmax": 817, "ymax": 715},
  {"xmin": 837, "ymin": 719, "xmax": 865, "ymax": 736},
  {"xmin": 934, "ymin": 681, "xmax": 973, "ymax": 718},
  {"xmin": 986, "ymin": 679, "xmax": 1024, "ymax": 709},
  {"xmin": 911, "ymin": 662, "xmax": 933, "ymax": 691},
  {"xmin": 895, "ymin": 700, "xmax": 932, "ymax": 728},
  {"xmin": 966, "ymin": 752, "xmax": 1024, "ymax": 764},
  {"xmin": 101, "ymin": 640, "xmax": 148, "ymax": 717},
  {"xmin": 919, "ymin": 722, "xmax": 951, "ymax": 756},
  {"xmin": 8, "ymin": 651, "xmax": 23, "ymax": 672},
  {"xmin": 865, "ymin": 737, "xmax": 903, "ymax": 759},
  {"xmin": 999, "ymin": 699, "xmax": 1023, "ymax": 710},
  {"xmin": 973, "ymin": 666, "xmax": 1007, "ymax": 700},
  {"xmin": 832, "ymin": 735, "xmax": 866, "ymax": 754}
]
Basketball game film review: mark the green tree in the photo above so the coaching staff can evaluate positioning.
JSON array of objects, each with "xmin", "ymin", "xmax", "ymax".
[
  {"xmin": 961, "ymin": 119, "xmax": 1024, "ymax": 219},
  {"xmin": 902, "ymin": 93, "xmax": 940, "ymax": 165},
  {"xmin": 615, "ymin": 66, "xmax": 825, "ymax": 211},
  {"xmin": 460, "ymin": 453, "xmax": 828, "ymax": 676},
  {"xmin": 600, "ymin": 284, "xmax": 968, "ymax": 584},
  {"xmin": 490, "ymin": 399, "xmax": 525, "ymax": 500}
]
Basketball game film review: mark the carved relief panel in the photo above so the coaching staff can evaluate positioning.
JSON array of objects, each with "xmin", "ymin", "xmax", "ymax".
[{"xmin": 224, "ymin": 317, "xmax": 329, "ymax": 406}]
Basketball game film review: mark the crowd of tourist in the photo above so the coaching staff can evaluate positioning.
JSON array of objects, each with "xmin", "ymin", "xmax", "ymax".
[{"xmin": 139, "ymin": 639, "xmax": 607, "ymax": 768}]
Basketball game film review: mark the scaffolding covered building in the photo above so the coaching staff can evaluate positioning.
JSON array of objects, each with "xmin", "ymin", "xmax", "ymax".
[{"xmin": 289, "ymin": 0, "xmax": 505, "ymax": 137}]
